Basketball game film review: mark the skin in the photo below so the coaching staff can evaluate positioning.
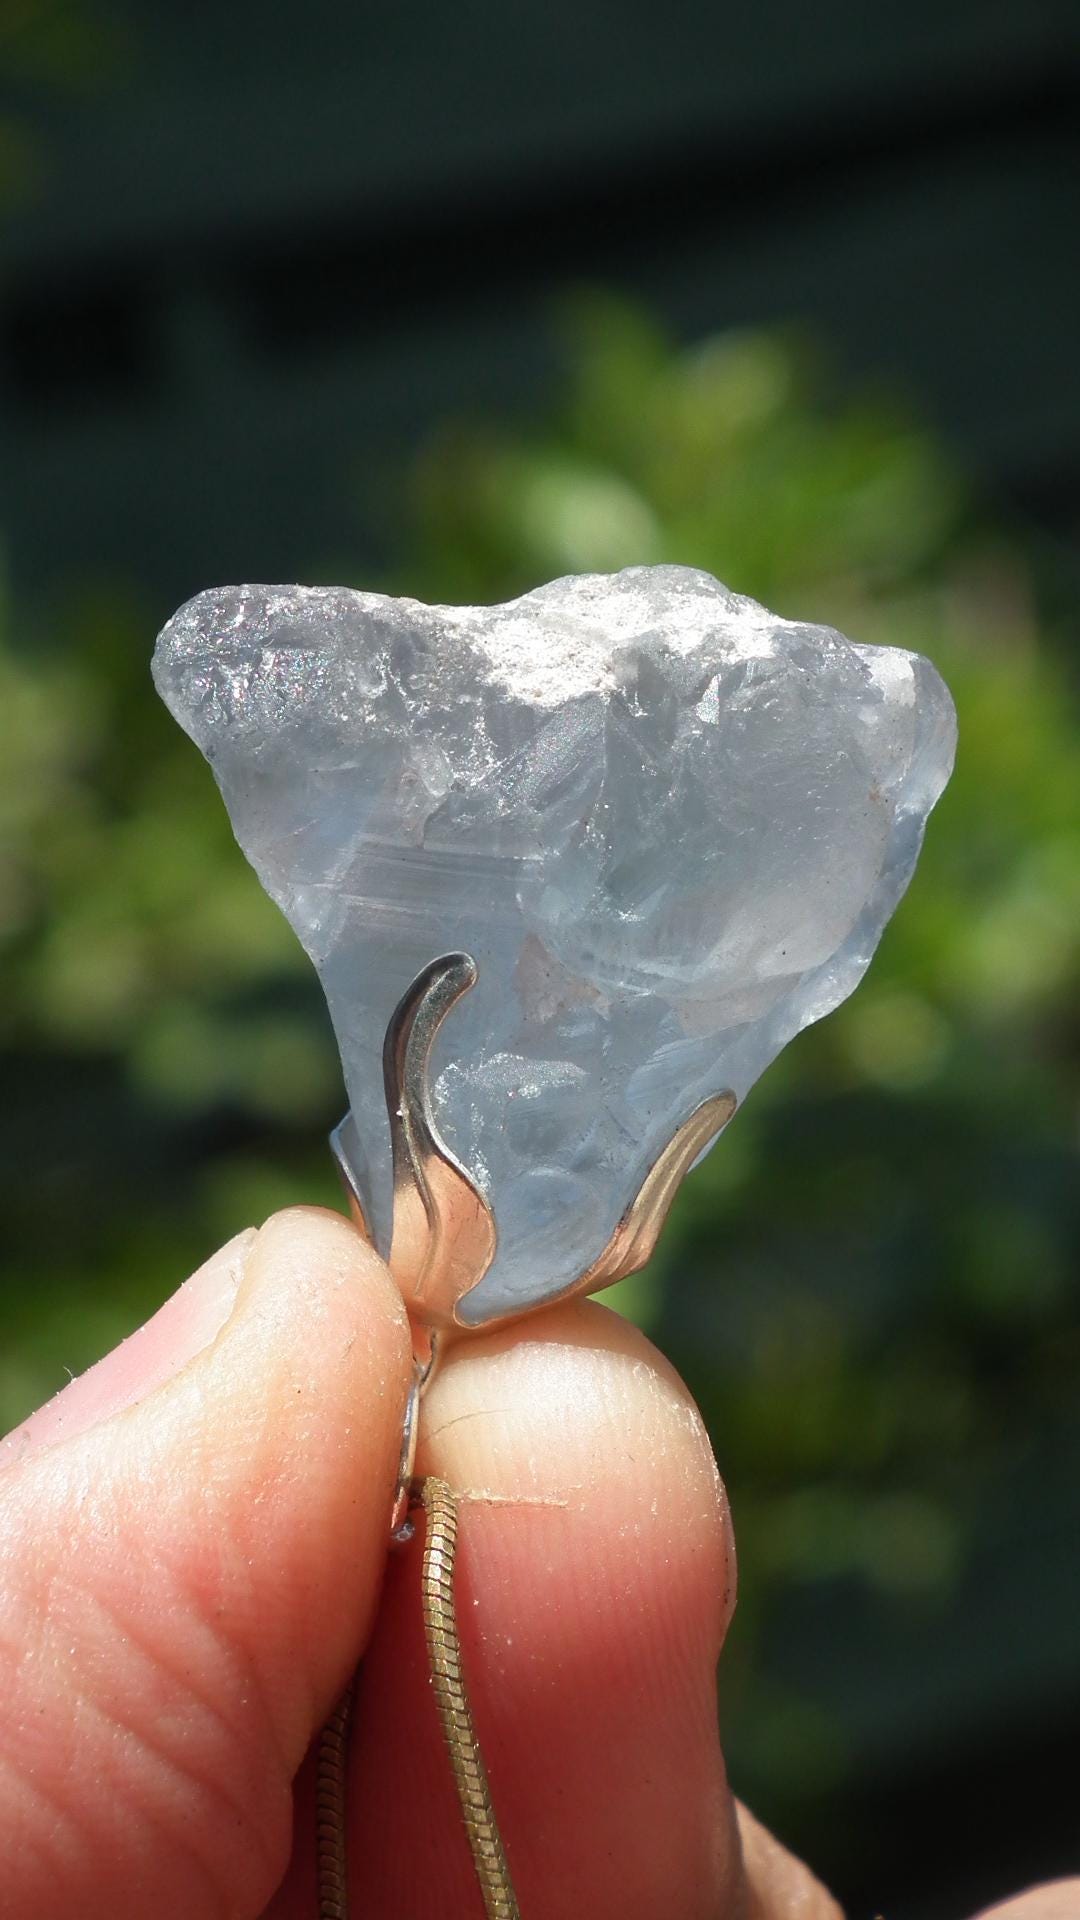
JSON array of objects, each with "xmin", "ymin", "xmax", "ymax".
[{"xmin": 0, "ymin": 1207, "xmax": 1073, "ymax": 1920}]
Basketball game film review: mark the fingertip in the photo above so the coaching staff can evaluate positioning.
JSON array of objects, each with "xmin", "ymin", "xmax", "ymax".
[
  {"xmin": 170, "ymin": 1203, "xmax": 414, "ymax": 1680},
  {"xmin": 735, "ymin": 1801, "xmax": 843, "ymax": 1920},
  {"xmin": 352, "ymin": 1299, "xmax": 737, "ymax": 1919},
  {"xmin": 973, "ymin": 1883, "xmax": 1080, "ymax": 1920},
  {"xmin": 207, "ymin": 1203, "xmax": 412, "ymax": 1438},
  {"xmin": 420, "ymin": 1297, "xmax": 736, "ymax": 1650},
  {"xmin": 244, "ymin": 1202, "xmax": 408, "ymax": 1330}
]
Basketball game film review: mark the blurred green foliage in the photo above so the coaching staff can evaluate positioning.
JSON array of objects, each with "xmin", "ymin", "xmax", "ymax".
[
  {"xmin": 0, "ymin": 0, "xmax": 126, "ymax": 203},
  {"xmin": 2, "ymin": 299, "xmax": 1078, "ymax": 1851}
]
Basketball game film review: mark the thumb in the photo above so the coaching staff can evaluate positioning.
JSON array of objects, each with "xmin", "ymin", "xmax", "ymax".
[{"xmin": 0, "ymin": 1207, "xmax": 412, "ymax": 1920}]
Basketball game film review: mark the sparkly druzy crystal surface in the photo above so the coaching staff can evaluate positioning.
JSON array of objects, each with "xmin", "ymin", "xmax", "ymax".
[{"xmin": 154, "ymin": 566, "xmax": 955, "ymax": 1321}]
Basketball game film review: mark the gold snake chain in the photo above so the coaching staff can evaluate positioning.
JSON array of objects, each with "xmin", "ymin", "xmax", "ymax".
[
  {"xmin": 314, "ymin": 1682, "xmax": 354, "ymax": 1920},
  {"xmin": 316, "ymin": 1474, "xmax": 520, "ymax": 1919}
]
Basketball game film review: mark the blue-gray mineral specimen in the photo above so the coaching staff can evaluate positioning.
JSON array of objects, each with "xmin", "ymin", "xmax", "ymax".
[{"xmin": 154, "ymin": 566, "xmax": 955, "ymax": 1322}]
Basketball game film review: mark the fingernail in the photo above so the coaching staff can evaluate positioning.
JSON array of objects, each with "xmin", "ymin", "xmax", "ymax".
[{"xmin": 0, "ymin": 1228, "xmax": 256, "ymax": 1464}]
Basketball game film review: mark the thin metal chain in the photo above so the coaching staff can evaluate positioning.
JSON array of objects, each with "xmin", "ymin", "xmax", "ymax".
[
  {"xmin": 416, "ymin": 1475, "xmax": 521, "ymax": 1920},
  {"xmin": 315, "ymin": 1681, "xmax": 354, "ymax": 1919},
  {"xmin": 315, "ymin": 1475, "xmax": 520, "ymax": 1920}
]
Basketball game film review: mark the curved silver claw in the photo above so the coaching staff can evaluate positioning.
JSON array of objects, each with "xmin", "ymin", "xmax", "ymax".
[
  {"xmin": 382, "ymin": 952, "xmax": 497, "ymax": 1328},
  {"xmin": 332, "ymin": 953, "xmax": 735, "ymax": 1336}
]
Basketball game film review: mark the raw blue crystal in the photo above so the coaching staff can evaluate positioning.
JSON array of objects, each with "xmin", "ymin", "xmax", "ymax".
[{"xmin": 154, "ymin": 566, "xmax": 956, "ymax": 1321}]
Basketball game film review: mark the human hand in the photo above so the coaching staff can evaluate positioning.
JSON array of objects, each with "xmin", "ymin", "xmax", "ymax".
[{"xmin": 0, "ymin": 1208, "xmax": 1075, "ymax": 1920}]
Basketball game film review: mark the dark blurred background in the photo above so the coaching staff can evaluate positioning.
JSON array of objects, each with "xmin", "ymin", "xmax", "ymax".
[{"xmin": 1, "ymin": 4, "xmax": 1079, "ymax": 1915}]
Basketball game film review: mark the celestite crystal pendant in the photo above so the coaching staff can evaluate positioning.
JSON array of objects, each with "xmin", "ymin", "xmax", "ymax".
[{"xmin": 154, "ymin": 565, "xmax": 955, "ymax": 1330}]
